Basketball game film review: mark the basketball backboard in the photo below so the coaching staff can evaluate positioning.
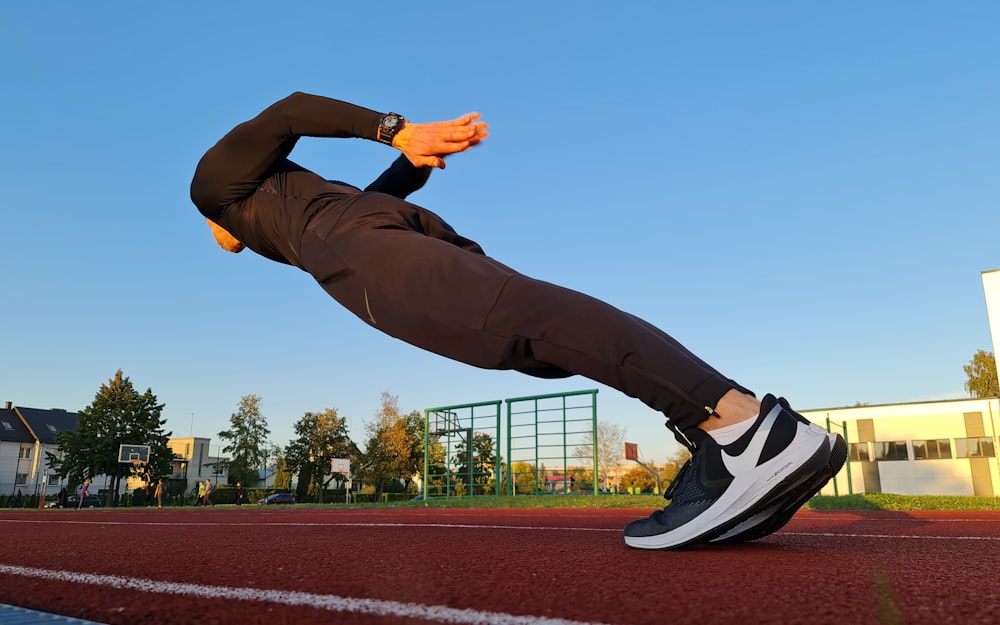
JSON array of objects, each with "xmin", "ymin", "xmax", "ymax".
[{"xmin": 118, "ymin": 444, "xmax": 150, "ymax": 464}]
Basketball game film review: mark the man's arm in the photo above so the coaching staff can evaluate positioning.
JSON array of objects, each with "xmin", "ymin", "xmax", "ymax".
[
  {"xmin": 191, "ymin": 92, "xmax": 383, "ymax": 218},
  {"xmin": 363, "ymin": 113, "xmax": 489, "ymax": 198},
  {"xmin": 192, "ymin": 93, "xmax": 487, "ymax": 217},
  {"xmin": 364, "ymin": 155, "xmax": 432, "ymax": 198},
  {"xmin": 193, "ymin": 93, "xmax": 488, "ymax": 252}
]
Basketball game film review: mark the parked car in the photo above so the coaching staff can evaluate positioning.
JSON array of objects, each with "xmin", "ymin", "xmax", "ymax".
[
  {"xmin": 48, "ymin": 494, "xmax": 102, "ymax": 508},
  {"xmin": 257, "ymin": 493, "xmax": 295, "ymax": 505}
]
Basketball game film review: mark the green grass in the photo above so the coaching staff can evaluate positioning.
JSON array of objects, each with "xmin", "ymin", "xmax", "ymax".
[
  {"xmin": 16, "ymin": 493, "xmax": 1000, "ymax": 512},
  {"xmin": 327, "ymin": 493, "xmax": 1000, "ymax": 511},
  {"xmin": 806, "ymin": 493, "xmax": 1000, "ymax": 511}
]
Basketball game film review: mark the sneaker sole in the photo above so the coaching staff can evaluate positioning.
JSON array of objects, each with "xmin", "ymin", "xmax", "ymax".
[
  {"xmin": 710, "ymin": 433, "xmax": 848, "ymax": 544},
  {"xmin": 624, "ymin": 424, "xmax": 832, "ymax": 550}
]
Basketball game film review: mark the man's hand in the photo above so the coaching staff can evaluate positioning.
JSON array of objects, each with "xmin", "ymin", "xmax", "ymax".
[
  {"xmin": 206, "ymin": 218, "xmax": 245, "ymax": 253},
  {"xmin": 392, "ymin": 113, "xmax": 488, "ymax": 169}
]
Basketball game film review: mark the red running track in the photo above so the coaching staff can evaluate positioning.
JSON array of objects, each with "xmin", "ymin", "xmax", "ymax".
[{"xmin": 0, "ymin": 507, "xmax": 998, "ymax": 625}]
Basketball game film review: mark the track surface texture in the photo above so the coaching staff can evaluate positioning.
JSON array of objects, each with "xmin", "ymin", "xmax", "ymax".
[{"xmin": 1, "ymin": 506, "xmax": 997, "ymax": 625}]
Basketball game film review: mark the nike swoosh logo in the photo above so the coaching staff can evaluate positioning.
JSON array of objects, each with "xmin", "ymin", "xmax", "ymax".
[{"xmin": 721, "ymin": 403, "xmax": 782, "ymax": 476}]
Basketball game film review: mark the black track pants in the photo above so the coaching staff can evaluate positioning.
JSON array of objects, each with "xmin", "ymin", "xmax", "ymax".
[{"xmin": 299, "ymin": 192, "xmax": 747, "ymax": 431}]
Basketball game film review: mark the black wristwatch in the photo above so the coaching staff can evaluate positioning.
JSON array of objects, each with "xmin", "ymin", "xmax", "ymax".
[{"xmin": 377, "ymin": 112, "xmax": 407, "ymax": 145}]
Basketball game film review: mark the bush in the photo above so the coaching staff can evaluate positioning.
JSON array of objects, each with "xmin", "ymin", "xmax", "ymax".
[{"xmin": 2, "ymin": 493, "xmax": 39, "ymax": 508}]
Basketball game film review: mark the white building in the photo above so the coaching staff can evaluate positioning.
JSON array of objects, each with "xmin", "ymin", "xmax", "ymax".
[
  {"xmin": 802, "ymin": 269, "xmax": 1000, "ymax": 497},
  {"xmin": 804, "ymin": 398, "xmax": 999, "ymax": 497},
  {"xmin": 0, "ymin": 402, "xmax": 78, "ymax": 499},
  {"xmin": 166, "ymin": 437, "xmax": 229, "ymax": 494},
  {"xmin": 983, "ymin": 269, "xmax": 1000, "ymax": 361}
]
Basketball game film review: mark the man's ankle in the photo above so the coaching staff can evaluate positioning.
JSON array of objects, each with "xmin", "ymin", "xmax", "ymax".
[{"xmin": 699, "ymin": 390, "xmax": 761, "ymax": 432}]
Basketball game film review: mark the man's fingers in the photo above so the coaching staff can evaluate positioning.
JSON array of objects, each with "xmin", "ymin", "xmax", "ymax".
[{"xmin": 396, "ymin": 113, "xmax": 488, "ymax": 166}]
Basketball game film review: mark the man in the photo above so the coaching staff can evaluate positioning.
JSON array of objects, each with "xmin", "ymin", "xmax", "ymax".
[{"xmin": 190, "ymin": 92, "xmax": 845, "ymax": 549}]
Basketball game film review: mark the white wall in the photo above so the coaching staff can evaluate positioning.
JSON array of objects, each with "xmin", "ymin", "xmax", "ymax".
[
  {"xmin": 983, "ymin": 269, "xmax": 1000, "ymax": 361},
  {"xmin": 0, "ymin": 442, "xmax": 23, "ymax": 495}
]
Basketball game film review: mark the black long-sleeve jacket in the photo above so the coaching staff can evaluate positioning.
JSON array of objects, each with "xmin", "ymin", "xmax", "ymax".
[{"xmin": 190, "ymin": 92, "xmax": 429, "ymax": 268}]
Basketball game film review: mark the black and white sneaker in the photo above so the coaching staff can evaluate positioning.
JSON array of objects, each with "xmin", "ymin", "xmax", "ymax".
[
  {"xmin": 709, "ymin": 398, "xmax": 848, "ymax": 544},
  {"xmin": 623, "ymin": 394, "xmax": 832, "ymax": 550}
]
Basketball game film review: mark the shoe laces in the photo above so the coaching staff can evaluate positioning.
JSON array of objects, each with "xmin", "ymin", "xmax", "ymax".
[
  {"xmin": 663, "ymin": 456, "xmax": 696, "ymax": 501},
  {"xmin": 663, "ymin": 418, "xmax": 698, "ymax": 501}
]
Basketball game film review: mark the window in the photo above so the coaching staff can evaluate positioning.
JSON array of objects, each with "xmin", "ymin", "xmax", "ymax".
[
  {"xmin": 954, "ymin": 437, "xmax": 996, "ymax": 458},
  {"xmin": 18, "ymin": 447, "xmax": 31, "ymax": 459},
  {"xmin": 47, "ymin": 424, "xmax": 57, "ymax": 433},
  {"xmin": 0, "ymin": 420, "xmax": 12, "ymax": 430},
  {"xmin": 873, "ymin": 441, "xmax": 908, "ymax": 461},
  {"xmin": 15, "ymin": 473, "xmax": 28, "ymax": 485},
  {"xmin": 913, "ymin": 439, "xmax": 951, "ymax": 460},
  {"xmin": 849, "ymin": 442, "xmax": 871, "ymax": 462}
]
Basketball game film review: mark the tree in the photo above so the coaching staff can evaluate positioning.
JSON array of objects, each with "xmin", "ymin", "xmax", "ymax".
[
  {"xmin": 217, "ymin": 394, "xmax": 271, "ymax": 486},
  {"xmin": 574, "ymin": 421, "xmax": 625, "ymax": 491},
  {"xmin": 284, "ymin": 408, "xmax": 353, "ymax": 503},
  {"xmin": 452, "ymin": 432, "xmax": 497, "ymax": 495},
  {"xmin": 620, "ymin": 465, "xmax": 657, "ymax": 493},
  {"xmin": 964, "ymin": 350, "xmax": 999, "ymax": 398},
  {"xmin": 508, "ymin": 461, "xmax": 540, "ymax": 495},
  {"xmin": 48, "ymin": 370, "xmax": 171, "ymax": 506},
  {"xmin": 358, "ymin": 392, "xmax": 424, "ymax": 497},
  {"xmin": 424, "ymin": 438, "xmax": 449, "ymax": 496},
  {"xmin": 260, "ymin": 442, "xmax": 283, "ymax": 488},
  {"xmin": 660, "ymin": 446, "xmax": 690, "ymax": 486},
  {"xmin": 272, "ymin": 455, "xmax": 292, "ymax": 490}
]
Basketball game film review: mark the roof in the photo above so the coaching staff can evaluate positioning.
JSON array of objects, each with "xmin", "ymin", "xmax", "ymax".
[
  {"xmin": 0, "ymin": 405, "xmax": 79, "ymax": 445},
  {"xmin": 0, "ymin": 407, "xmax": 36, "ymax": 444},
  {"xmin": 547, "ymin": 475, "xmax": 575, "ymax": 482},
  {"xmin": 15, "ymin": 407, "xmax": 78, "ymax": 444}
]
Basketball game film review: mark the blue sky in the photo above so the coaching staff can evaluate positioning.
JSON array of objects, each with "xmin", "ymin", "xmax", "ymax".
[{"xmin": 2, "ymin": 3, "xmax": 997, "ymax": 464}]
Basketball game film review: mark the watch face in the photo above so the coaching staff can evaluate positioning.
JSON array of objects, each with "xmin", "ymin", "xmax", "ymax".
[{"xmin": 379, "ymin": 114, "xmax": 404, "ymax": 143}]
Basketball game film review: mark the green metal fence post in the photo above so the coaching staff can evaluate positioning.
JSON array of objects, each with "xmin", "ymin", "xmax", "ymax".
[
  {"xmin": 826, "ymin": 416, "xmax": 839, "ymax": 496},
  {"xmin": 423, "ymin": 409, "xmax": 429, "ymax": 503},
  {"xmin": 591, "ymin": 390, "xmax": 599, "ymax": 495},
  {"xmin": 843, "ymin": 421, "xmax": 853, "ymax": 496}
]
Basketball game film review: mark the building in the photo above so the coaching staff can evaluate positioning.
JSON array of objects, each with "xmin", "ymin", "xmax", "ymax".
[
  {"xmin": 166, "ymin": 437, "xmax": 229, "ymax": 494},
  {"xmin": 804, "ymin": 397, "xmax": 999, "ymax": 497},
  {"xmin": 0, "ymin": 402, "xmax": 77, "ymax": 498},
  {"xmin": 801, "ymin": 270, "xmax": 1000, "ymax": 497},
  {"xmin": 984, "ymin": 269, "xmax": 1000, "ymax": 362},
  {"xmin": 2, "ymin": 402, "xmax": 231, "ymax": 500}
]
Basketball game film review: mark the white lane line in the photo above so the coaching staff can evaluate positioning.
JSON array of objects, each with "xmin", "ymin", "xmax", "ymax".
[
  {"xmin": 0, "ymin": 519, "xmax": 620, "ymax": 532},
  {"xmin": 0, "ymin": 564, "xmax": 613, "ymax": 625},
  {"xmin": 783, "ymin": 531, "xmax": 1000, "ymax": 541},
  {"xmin": 3, "ymin": 519, "xmax": 997, "ymax": 541},
  {"xmin": 794, "ymin": 516, "xmax": 1000, "ymax": 523}
]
